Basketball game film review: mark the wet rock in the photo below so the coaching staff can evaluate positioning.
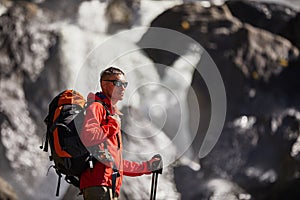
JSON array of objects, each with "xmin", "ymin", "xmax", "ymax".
[
  {"xmin": 226, "ymin": 1, "xmax": 300, "ymax": 49},
  {"xmin": 0, "ymin": 1, "xmax": 58, "ymax": 199},
  {"xmin": 226, "ymin": 1, "xmax": 297, "ymax": 36},
  {"xmin": 0, "ymin": 1, "xmax": 56, "ymax": 81},
  {"xmin": 139, "ymin": 1, "xmax": 300, "ymax": 199},
  {"xmin": 105, "ymin": 0, "xmax": 140, "ymax": 33}
]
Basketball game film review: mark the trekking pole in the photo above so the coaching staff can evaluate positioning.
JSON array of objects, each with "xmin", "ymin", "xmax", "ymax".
[
  {"xmin": 150, "ymin": 154, "xmax": 163, "ymax": 200},
  {"xmin": 150, "ymin": 171, "xmax": 159, "ymax": 200}
]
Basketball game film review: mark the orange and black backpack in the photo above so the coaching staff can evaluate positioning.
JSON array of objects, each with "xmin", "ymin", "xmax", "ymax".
[
  {"xmin": 41, "ymin": 89, "xmax": 117, "ymax": 196},
  {"xmin": 41, "ymin": 90, "xmax": 92, "ymax": 196}
]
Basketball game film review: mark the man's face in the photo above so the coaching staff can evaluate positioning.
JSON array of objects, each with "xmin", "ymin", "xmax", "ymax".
[{"xmin": 102, "ymin": 74, "xmax": 127, "ymax": 102}]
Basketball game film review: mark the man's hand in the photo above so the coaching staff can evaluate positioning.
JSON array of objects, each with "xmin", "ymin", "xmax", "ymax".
[{"xmin": 147, "ymin": 154, "xmax": 163, "ymax": 174}]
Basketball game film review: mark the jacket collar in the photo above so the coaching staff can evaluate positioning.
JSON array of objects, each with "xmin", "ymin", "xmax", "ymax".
[{"xmin": 87, "ymin": 92, "xmax": 122, "ymax": 115}]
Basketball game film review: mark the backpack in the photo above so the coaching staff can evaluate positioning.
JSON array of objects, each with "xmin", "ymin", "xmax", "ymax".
[
  {"xmin": 41, "ymin": 90, "xmax": 92, "ymax": 196},
  {"xmin": 41, "ymin": 89, "xmax": 118, "ymax": 197}
]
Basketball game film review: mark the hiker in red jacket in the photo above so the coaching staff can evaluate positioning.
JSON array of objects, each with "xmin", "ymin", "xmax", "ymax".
[{"xmin": 80, "ymin": 67, "xmax": 162, "ymax": 200}]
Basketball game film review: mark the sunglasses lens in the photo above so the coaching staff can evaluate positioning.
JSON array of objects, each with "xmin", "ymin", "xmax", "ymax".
[
  {"xmin": 114, "ymin": 80, "xmax": 121, "ymax": 87},
  {"xmin": 113, "ymin": 80, "xmax": 128, "ymax": 88}
]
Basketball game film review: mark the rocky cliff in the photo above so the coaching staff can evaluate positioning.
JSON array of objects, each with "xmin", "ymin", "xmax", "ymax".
[{"xmin": 139, "ymin": 1, "xmax": 300, "ymax": 199}]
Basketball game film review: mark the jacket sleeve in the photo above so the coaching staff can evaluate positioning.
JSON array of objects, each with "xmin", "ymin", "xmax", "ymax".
[
  {"xmin": 122, "ymin": 160, "xmax": 151, "ymax": 176},
  {"xmin": 80, "ymin": 102, "xmax": 120, "ymax": 147}
]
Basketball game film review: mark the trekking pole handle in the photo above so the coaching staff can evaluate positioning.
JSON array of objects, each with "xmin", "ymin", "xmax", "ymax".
[{"xmin": 152, "ymin": 154, "xmax": 163, "ymax": 174}]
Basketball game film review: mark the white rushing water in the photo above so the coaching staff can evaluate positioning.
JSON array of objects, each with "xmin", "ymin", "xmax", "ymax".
[{"xmin": 36, "ymin": 1, "xmax": 186, "ymax": 199}]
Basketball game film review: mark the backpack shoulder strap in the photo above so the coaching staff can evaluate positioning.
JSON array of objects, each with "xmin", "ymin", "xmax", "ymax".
[
  {"xmin": 94, "ymin": 100, "xmax": 111, "ymax": 117},
  {"xmin": 86, "ymin": 100, "xmax": 111, "ymax": 118},
  {"xmin": 94, "ymin": 100, "xmax": 121, "ymax": 149}
]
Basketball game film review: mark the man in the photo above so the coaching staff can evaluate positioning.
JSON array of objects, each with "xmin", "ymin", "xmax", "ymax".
[{"xmin": 80, "ymin": 67, "xmax": 162, "ymax": 200}]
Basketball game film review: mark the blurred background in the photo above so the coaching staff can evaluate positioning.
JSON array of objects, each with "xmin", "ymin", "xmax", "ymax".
[{"xmin": 1, "ymin": 0, "xmax": 300, "ymax": 199}]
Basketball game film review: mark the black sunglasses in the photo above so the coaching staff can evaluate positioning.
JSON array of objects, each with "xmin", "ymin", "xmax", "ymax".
[{"xmin": 102, "ymin": 80, "xmax": 128, "ymax": 88}]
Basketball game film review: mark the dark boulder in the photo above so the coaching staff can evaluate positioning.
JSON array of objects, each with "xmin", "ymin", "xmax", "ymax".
[{"xmin": 139, "ymin": 1, "xmax": 300, "ymax": 199}]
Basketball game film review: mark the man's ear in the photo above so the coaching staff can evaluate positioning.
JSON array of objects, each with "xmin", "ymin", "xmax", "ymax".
[
  {"xmin": 101, "ymin": 81, "xmax": 108, "ymax": 91},
  {"xmin": 100, "ymin": 81, "xmax": 104, "ymax": 87}
]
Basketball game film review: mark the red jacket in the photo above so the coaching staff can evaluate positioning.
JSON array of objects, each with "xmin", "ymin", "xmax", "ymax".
[{"xmin": 80, "ymin": 92, "xmax": 150, "ymax": 195}]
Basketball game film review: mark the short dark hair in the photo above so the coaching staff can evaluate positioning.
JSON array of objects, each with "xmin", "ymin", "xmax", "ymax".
[{"xmin": 100, "ymin": 66, "xmax": 125, "ymax": 81}]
